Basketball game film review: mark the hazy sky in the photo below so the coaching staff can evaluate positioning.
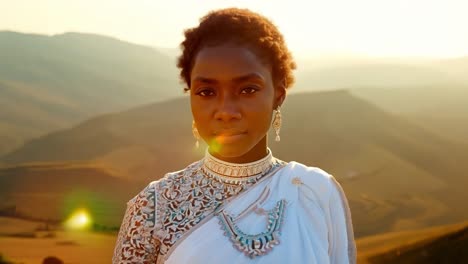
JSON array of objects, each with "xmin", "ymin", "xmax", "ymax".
[{"xmin": 2, "ymin": 0, "xmax": 468, "ymax": 58}]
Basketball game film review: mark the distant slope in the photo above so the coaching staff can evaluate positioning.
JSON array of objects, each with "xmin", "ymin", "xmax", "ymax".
[
  {"xmin": 2, "ymin": 90, "xmax": 468, "ymax": 236},
  {"xmin": 1, "ymin": 96, "xmax": 195, "ymax": 180},
  {"xmin": 0, "ymin": 219, "xmax": 116, "ymax": 264},
  {"xmin": 350, "ymin": 86, "xmax": 468, "ymax": 144},
  {"xmin": 357, "ymin": 220, "xmax": 468, "ymax": 264},
  {"xmin": 434, "ymin": 56, "xmax": 468, "ymax": 81},
  {"xmin": 0, "ymin": 162, "xmax": 142, "ymax": 226},
  {"xmin": 0, "ymin": 31, "xmax": 181, "ymax": 156},
  {"xmin": 294, "ymin": 63, "xmax": 456, "ymax": 92},
  {"xmin": 293, "ymin": 57, "xmax": 468, "ymax": 93}
]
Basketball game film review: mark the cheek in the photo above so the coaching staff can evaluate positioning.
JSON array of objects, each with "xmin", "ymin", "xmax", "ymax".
[
  {"xmin": 190, "ymin": 101, "xmax": 212, "ymax": 136},
  {"xmin": 192, "ymin": 102, "xmax": 213, "ymax": 119},
  {"xmin": 246, "ymin": 102, "xmax": 273, "ymax": 132}
]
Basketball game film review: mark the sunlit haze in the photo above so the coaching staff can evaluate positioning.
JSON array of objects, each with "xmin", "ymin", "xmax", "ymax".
[{"xmin": 1, "ymin": 0, "xmax": 468, "ymax": 58}]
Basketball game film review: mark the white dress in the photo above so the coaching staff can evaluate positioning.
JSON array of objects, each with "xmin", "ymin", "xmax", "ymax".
[{"xmin": 113, "ymin": 147, "xmax": 356, "ymax": 264}]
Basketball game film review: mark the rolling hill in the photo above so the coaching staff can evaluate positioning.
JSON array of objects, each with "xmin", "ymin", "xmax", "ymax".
[
  {"xmin": 357, "ymin": 220, "xmax": 468, "ymax": 264},
  {"xmin": 293, "ymin": 56, "xmax": 468, "ymax": 93},
  {"xmin": 1, "ymin": 90, "xmax": 467, "ymax": 236},
  {"xmin": 0, "ymin": 31, "xmax": 182, "ymax": 156},
  {"xmin": 0, "ymin": 161, "xmax": 142, "ymax": 226},
  {"xmin": 350, "ymin": 85, "xmax": 468, "ymax": 144}
]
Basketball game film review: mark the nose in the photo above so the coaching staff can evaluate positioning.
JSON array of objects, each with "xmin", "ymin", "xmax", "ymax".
[{"xmin": 213, "ymin": 92, "xmax": 241, "ymax": 122}]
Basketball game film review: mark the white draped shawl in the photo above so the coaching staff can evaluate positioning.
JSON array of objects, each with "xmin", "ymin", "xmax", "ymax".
[{"xmin": 113, "ymin": 161, "xmax": 356, "ymax": 264}]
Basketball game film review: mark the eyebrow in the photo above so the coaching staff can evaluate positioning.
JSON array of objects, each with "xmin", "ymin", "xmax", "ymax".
[{"xmin": 192, "ymin": 73, "xmax": 265, "ymax": 84}]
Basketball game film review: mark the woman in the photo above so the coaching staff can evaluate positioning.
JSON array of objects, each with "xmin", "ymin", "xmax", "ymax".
[{"xmin": 113, "ymin": 7, "xmax": 356, "ymax": 264}]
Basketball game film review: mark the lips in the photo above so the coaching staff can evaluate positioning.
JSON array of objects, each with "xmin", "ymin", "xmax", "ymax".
[
  {"xmin": 214, "ymin": 130, "xmax": 246, "ymax": 136},
  {"xmin": 214, "ymin": 130, "xmax": 247, "ymax": 144}
]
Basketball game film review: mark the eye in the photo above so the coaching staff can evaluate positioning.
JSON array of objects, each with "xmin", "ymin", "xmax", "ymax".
[
  {"xmin": 196, "ymin": 89, "xmax": 215, "ymax": 97},
  {"xmin": 240, "ymin": 86, "xmax": 259, "ymax": 94}
]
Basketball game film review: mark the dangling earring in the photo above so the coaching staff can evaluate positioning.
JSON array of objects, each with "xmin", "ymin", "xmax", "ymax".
[
  {"xmin": 192, "ymin": 120, "xmax": 201, "ymax": 148},
  {"xmin": 272, "ymin": 105, "xmax": 282, "ymax": 142}
]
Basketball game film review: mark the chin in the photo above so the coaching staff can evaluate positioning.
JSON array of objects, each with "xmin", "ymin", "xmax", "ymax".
[
  {"xmin": 215, "ymin": 145, "xmax": 245, "ymax": 156},
  {"xmin": 208, "ymin": 142, "xmax": 250, "ymax": 159},
  {"xmin": 217, "ymin": 148, "xmax": 246, "ymax": 158}
]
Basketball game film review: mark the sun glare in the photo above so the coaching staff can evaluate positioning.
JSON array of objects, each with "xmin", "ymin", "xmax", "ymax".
[
  {"xmin": 209, "ymin": 139, "xmax": 222, "ymax": 153},
  {"xmin": 64, "ymin": 208, "xmax": 93, "ymax": 230}
]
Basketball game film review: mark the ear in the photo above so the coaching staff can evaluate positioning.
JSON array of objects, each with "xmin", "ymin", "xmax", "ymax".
[{"xmin": 274, "ymin": 82, "xmax": 287, "ymax": 109}]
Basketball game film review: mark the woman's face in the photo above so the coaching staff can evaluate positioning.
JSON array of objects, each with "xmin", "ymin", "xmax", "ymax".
[{"xmin": 190, "ymin": 43, "xmax": 285, "ymax": 163}]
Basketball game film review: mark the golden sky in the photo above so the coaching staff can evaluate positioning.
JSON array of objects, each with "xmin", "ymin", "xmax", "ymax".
[{"xmin": 2, "ymin": 0, "xmax": 468, "ymax": 58}]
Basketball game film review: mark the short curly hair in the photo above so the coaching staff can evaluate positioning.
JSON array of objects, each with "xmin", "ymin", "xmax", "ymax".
[{"xmin": 177, "ymin": 7, "xmax": 296, "ymax": 92}]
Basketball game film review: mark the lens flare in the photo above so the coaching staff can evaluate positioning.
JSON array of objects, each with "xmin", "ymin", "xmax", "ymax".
[
  {"xmin": 209, "ymin": 138, "xmax": 222, "ymax": 153},
  {"xmin": 64, "ymin": 208, "xmax": 92, "ymax": 230}
]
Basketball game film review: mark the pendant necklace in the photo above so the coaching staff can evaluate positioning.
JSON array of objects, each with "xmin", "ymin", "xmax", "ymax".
[{"xmin": 217, "ymin": 198, "xmax": 287, "ymax": 258}]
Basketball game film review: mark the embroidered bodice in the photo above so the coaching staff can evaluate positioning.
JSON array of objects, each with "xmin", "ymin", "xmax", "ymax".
[{"xmin": 113, "ymin": 148, "xmax": 287, "ymax": 263}]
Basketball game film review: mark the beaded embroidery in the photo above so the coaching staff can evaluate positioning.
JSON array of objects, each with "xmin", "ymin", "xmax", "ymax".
[{"xmin": 203, "ymin": 148, "xmax": 274, "ymax": 180}]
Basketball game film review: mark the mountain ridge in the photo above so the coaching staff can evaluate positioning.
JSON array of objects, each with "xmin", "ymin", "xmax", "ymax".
[{"xmin": 0, "ymin": 31, "xmax": 182, "ymax": 156}]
